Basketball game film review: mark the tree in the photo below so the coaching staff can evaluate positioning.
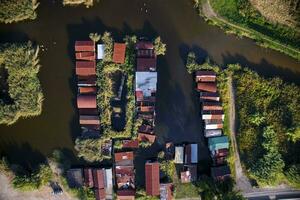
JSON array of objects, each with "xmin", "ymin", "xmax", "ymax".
[
  {"xmin": 154, "ymin": 37, "xmax": 166, "ymax": 55},
  {"xmin": 101, "ymin": 32, "xmax": 113, "ymax": 62},
  {"xmin": 186, "ymin": 52, "xmax": 198, "ymax": 73},
  {"xmin": 251, "ymin": 126, "xmax": 285, "ymax": 185},
  {"xmin": 89, "ymin": 33, "xmax": 101, "ymax": 42}
]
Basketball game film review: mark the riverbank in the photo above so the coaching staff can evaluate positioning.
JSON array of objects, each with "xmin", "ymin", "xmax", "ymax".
[{"xmin": 197, "ymin": 0, "xmax": 300, "ymax": 61}]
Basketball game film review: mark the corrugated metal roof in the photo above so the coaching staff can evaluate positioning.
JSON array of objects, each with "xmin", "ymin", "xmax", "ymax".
[
  {"xmin": 145, "ymin": 162, "xmax": 160, "ymax": 196},
  {"xmin": 135, "ymin": 72, "xmax": 157, "ymax": 97}
]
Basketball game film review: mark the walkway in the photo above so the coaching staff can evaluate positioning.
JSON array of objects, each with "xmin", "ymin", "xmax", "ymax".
[{"xmin": 228, "ymin": 76, "xmax": 253, "ymax": 194}]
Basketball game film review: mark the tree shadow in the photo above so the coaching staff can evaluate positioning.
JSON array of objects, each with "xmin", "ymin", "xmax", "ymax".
[
  {"xmin": 221, "ymin": 52, "xmax": 300, "ymax": 85},
  {"xmin": 0, "ymin": 141, "xmax": 46, "ymax": 173}
]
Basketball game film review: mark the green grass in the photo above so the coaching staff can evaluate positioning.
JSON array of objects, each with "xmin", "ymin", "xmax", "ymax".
[{"xmin": 209, "ymin": 0, "xmax": 300, "ymax": 60}]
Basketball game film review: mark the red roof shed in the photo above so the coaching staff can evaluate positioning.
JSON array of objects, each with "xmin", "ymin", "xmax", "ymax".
[
  {"xmin": 136, "ymin": 41, "xmax": 154, "ymax": 50},
  {"xmin": 79, "ymin": 115, "xmax": 100, "ymax": 125},
  {"xmin": 145, "ymin": 162, "xmax": 160, "ymax": 196},
  {"xmin": 113, "ymin": 43, "xmax": 126, "ymax": 64},
  {"xmin": 93, "ymin": 169, "xmax": 105, "ymax": 189},
  {"xmin": 138, "ymin": 133, "xmax": 156, "ymax": 144},
  {"xmin": 202, "ymin": 102, "xmax": 223, "ymax": 111},
  {"xmin": 115, "ymin": 152, "xmax": 134, "ymax": 163},
  {"xmin": 77, "ymin": 95, "xmax": 97, "ymax": 109},
  {"xmin": 197, "ymin": 82, "xmax": 217, "ymax": 93},
  {"xmin": 76, "ymin": 61, "xmax": 96, "ymax": 76},
  {"xmin": 136, "ymin": 58, "xmax": 157, "ymax": 71},
  {"xmin": 95, "ymin": 188, "xmax": 106, "ymax": 200},
  {"xmin": 116, "ymin": 190, "xmax": 135, "ymax": 200},
  {"xmin": 84, "ymin": 168, "xmax": 94, "ymax": 188},
  {"xmin": 122, "ymin": 139, "xmax": 139, "ymax": 149},
  {"xmin": 195, "ymin": 71, "xmax": 216, "ymax": 82},
  {"xmin": 75, "ymin": 52, "xmax": 96, "ymax": 61},
  {"xmin": 75, "ymin": 41, "xmax": 95, "ymax": 52},
  {"xmin": 79, "ymin": 86, "xmax": 97, "ymax": 94}
]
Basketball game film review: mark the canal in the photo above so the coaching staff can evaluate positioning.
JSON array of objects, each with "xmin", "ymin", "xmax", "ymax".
[{"xmin": 0, "ymin": 0, "xmax": 299, "ymax": 170}]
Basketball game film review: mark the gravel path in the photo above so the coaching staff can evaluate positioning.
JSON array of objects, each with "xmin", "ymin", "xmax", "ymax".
[
  {"xmin": 0, "ymin": 173, "xmax": 75, "ymax": 200},
  {"xmin": 228, "ymin": 77, "xmax": 253, "ymax": 193}
]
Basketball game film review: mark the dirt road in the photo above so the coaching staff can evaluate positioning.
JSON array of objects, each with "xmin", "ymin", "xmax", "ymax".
[{"xmin": 0, "ymin": 173, "xmax": 75, "ymax": 200}]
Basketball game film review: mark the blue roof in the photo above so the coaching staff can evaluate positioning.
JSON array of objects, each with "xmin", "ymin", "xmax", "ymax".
[{"xmin": 208, "ymin": 136, "xmax": 229, "ymax": 151}]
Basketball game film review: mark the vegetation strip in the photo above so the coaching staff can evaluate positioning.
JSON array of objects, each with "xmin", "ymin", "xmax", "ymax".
[{"xmin": 195, "ymin": 0, "xmax": 300, "ymax": 60}]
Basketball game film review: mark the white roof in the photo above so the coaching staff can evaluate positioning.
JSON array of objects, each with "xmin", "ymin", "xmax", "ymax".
[
  {"xmin": 135, "ymin": 72, "xmax": 157, "ymax": 97},
  {"xmin": 97, "ymin": 44, "xmax": 105, "ymax": 59},
  {"xmin": 191, "ymin": 144, "xmax": 198, "ymax": 163},
  {"xmin": 105, "ymin": 168, "xmax": 113, "ymax": 195},
  {"xmin": 175, "ymin": 146, "xmax": 184, "ymax": 164}
]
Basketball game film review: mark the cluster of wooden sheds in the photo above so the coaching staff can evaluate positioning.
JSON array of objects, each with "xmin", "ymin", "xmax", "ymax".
[
  {"xmin": 174, "ymin": 143, "xmax": 199, "ymax": 183},
  {"xmin": 67, "ymin": 168, "xmax": 113, "ymax": 199},
  {"xmin": 196, "ymin": 71, "xmax": 231, "ymax": 181},
  {"xmin": 135, "ymin": 41, "xmax": 158, "ymax": 144}
]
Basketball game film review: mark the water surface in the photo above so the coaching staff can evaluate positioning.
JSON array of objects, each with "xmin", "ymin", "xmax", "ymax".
[{"xmin": 0, "ymin": 0, "xmax": 299, "ymax": 167}]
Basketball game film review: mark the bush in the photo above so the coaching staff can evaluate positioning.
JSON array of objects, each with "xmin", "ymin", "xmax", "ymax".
[
  {"xmin": 0, "ymin": 0, "xmax": 39, "ymax": 23},
  {"xmin": 154, "ymin": 37, "xmax": 166, "ymax": 56},
  {"xmin": 63, "ymin": 0, "xmax": 94, "ymax": 8},
  {"xmin": 12, "ymin": 164, "xmax": 53, "ymax": 191},
  {"xmin": 285, "ymin": 165, "xmax": 300, "ymax": 188},
  {"xmin": 0, "ymin": 42, "xmax": 43, "ymax": 125}
]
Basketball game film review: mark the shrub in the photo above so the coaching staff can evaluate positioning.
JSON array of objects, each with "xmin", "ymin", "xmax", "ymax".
[{"xmin": 154, "ymin": 37, "xmax": 166, "ymax": 55}]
